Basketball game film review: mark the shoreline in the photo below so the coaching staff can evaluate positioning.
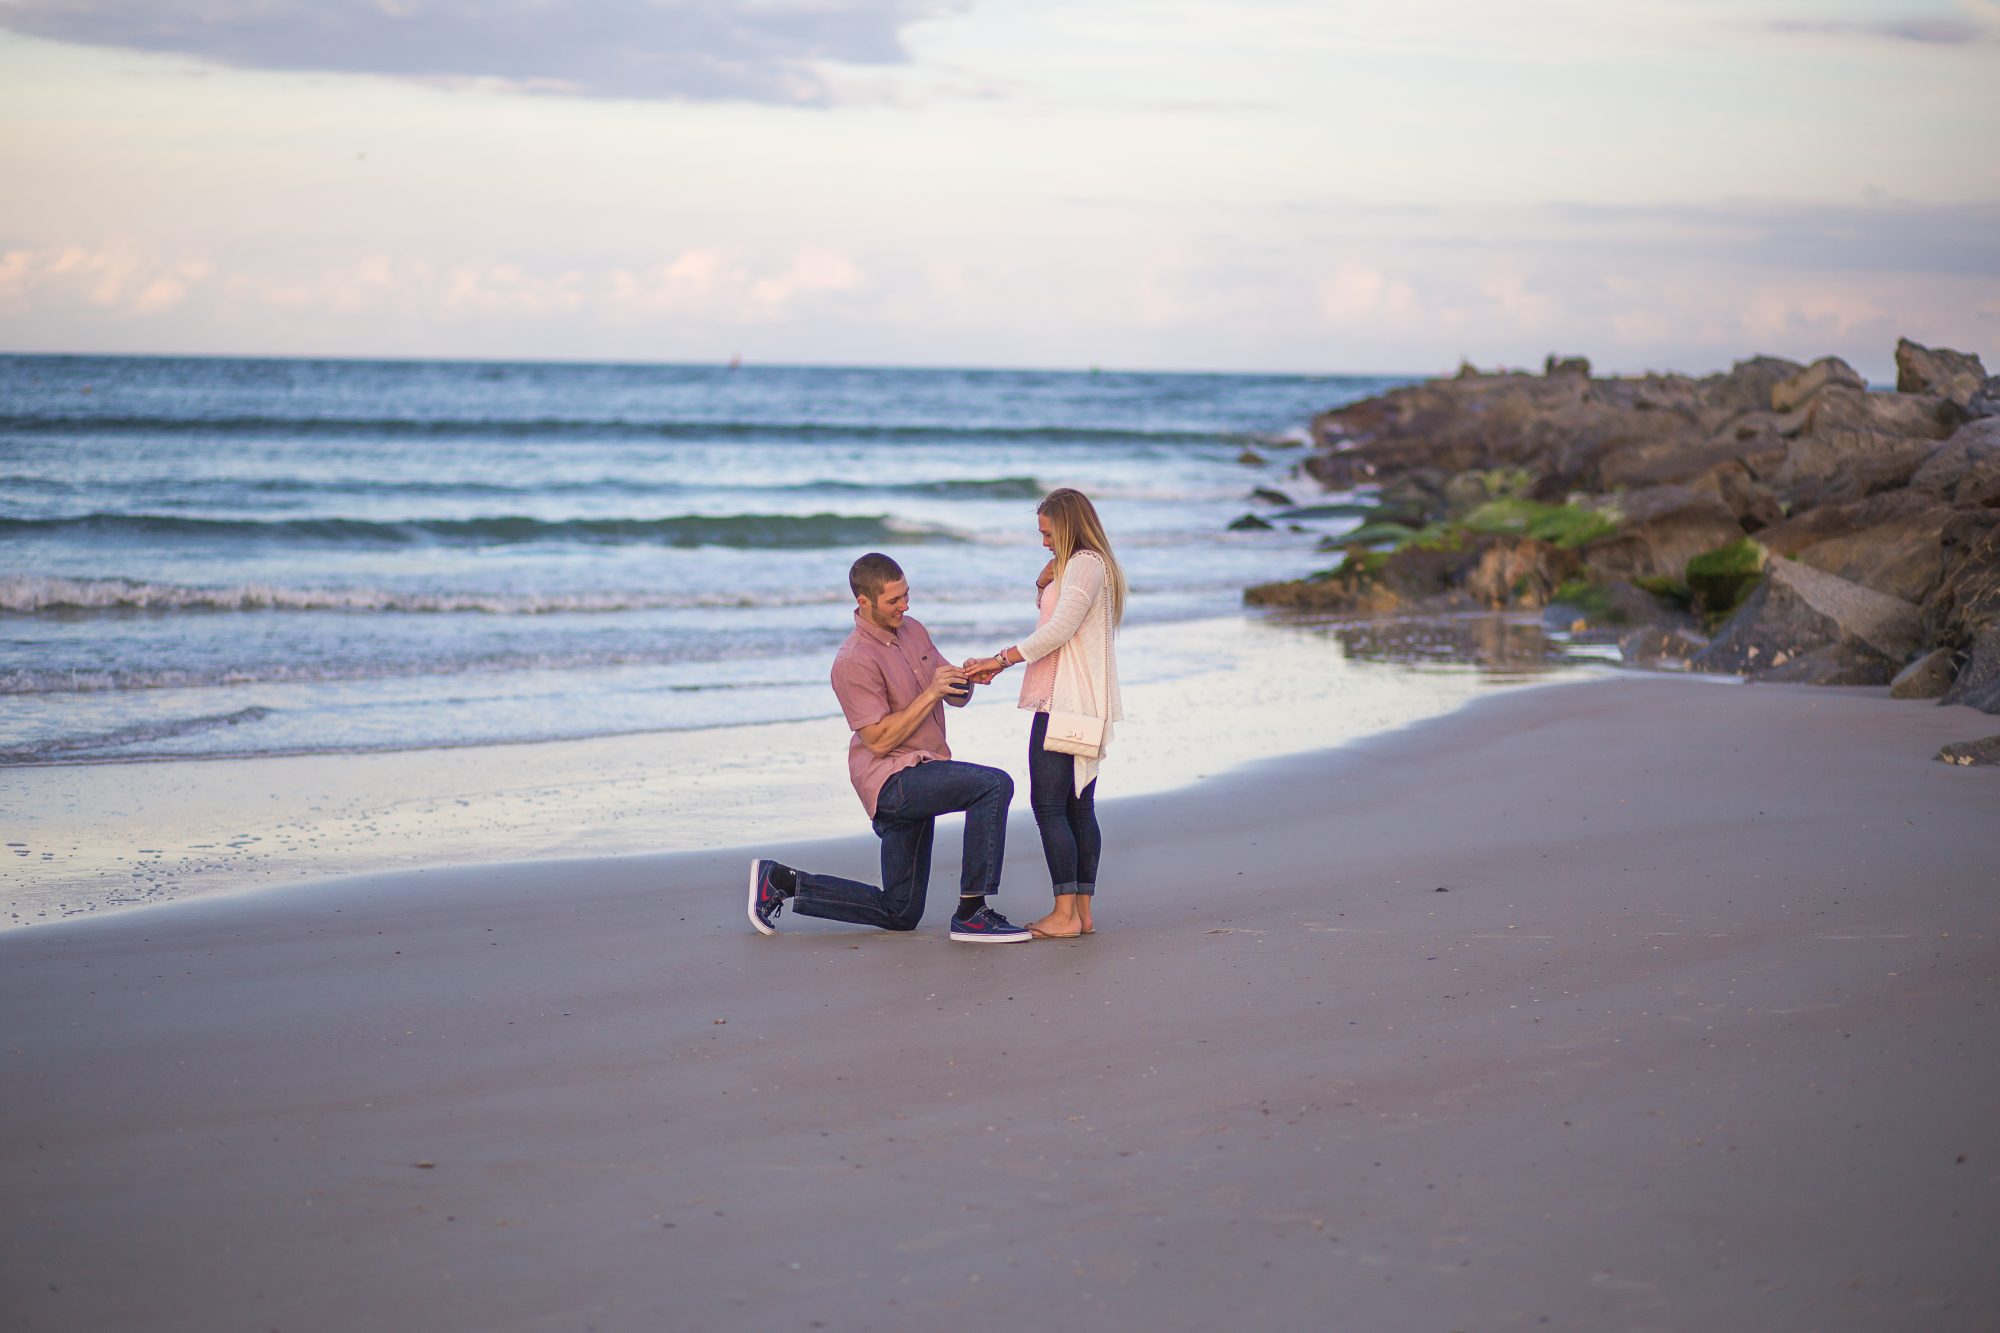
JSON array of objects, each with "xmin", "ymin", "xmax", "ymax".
[
  {"xmin": 4, "ymin": 674, "xmax": 1995, "ymax": 1330},
  {"xmin": 0, "ymin": 611, "xmax": 1602, "ymax": 930}
]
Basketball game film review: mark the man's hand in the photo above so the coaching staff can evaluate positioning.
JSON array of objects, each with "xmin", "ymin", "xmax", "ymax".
[{"xmin": 930, "ymin": 663, "xmax": 971, "ymax": 705}]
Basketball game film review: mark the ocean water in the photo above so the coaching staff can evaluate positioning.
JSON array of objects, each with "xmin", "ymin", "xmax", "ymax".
[{"xmin": 1, "ymin": 356, "xmax": 1405, "ymax": 766}]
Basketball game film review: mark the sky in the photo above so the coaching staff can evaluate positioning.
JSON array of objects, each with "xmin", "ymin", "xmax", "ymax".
[{"xmin": 2, "ymin": 0, "xmax": 1997, "ymax": 378}]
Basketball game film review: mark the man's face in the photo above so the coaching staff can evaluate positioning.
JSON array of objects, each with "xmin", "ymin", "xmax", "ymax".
[{"xmin": 859, "ymin": 578, "xmax": 910, "ymax": 631}]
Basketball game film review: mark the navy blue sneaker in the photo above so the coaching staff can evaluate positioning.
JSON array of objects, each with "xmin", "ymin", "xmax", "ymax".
[
  {"xmin": 948, "ymin": 906, "xmax": 1031, "ymax": 943},
  {"xmin": 747, "ymin": 858, "xmax": 794, "ymax": 935}
]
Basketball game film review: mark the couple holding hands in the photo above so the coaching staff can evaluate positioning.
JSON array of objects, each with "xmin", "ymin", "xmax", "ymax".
[{"xmin": 749, "ymin": 488, "xmax": 1124, "ymax": 943}]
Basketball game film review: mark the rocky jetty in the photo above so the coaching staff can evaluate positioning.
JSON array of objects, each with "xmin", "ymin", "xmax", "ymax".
[{"xmin": 1246, "ymin": 339, "xmax": 2000, "ymax": 721}]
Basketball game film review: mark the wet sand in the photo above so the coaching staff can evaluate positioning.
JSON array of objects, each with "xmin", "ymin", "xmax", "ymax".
[
  {"xmin": 3, "ymin": 676, "xmax": 1997, "ymax": 1331},
  {"xmin": 0, "ymin": 613, "xmax": 1585, "ymax": 928}
]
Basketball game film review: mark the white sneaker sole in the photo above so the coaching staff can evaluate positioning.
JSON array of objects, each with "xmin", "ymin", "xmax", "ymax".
[
  {"xmin": 948, "ymin": 929, "xmax": 1032, "ymax": 943},
  {"xmin": 747, "ymin": 859, "xmax": 778, "ymax": 936}
]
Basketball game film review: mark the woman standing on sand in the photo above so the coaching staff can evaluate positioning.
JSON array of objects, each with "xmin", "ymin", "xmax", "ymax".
[{"xmin": 975, "ymin": 488, "xmax": 1125, "ymax": 939}]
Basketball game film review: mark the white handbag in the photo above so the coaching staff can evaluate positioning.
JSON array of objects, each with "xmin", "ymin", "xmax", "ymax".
[{"xmin": 1042, "ymin": 708, "xmax": 1105, "ymax": 759}]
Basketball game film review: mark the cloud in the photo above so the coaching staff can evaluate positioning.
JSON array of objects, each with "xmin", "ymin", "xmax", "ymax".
[
  {"xmin": 1539, "ymin": 198, "xmax": 2000, "ymax": 278},
  {"xmin": 601, "ymin": 247, "xmax": 865, "ymax": 320},
  {"xmin": 1771, "ymin": 18, "xmax": 1985, "ymax": 44},
  {"xmin": 1, "ymin": 239, "xmax": 870, "ymax": 332},
  {"xmin": 0, "ymin": 239, "xmax": 214, "ymax": 317},
  {"xmin": 1318, "ymin": 263, "xmax": 1421, "ymax": 332},
  {"xmin": 748, "ymin": 248, "xmax": 865, "ymax": 315},
  {"xmin": 608, "ymin": 250, "xmax": 730, "ymax": 315},
  {"xmin": 1769, "ymin": 2, "xmax": 1998, "ymax": 46},
  {"xmin": 0, "ymin": 0, "xmax": 965, "ymax": 105}
]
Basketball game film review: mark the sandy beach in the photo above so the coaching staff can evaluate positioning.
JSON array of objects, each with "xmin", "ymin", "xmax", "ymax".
[
  {"xmin": 5, "ymin": 674, "xmax": 1996, "ymax": 1331},
  {"xmin": 9, "ymin": 3, "xmax": 1997, "ymax": 1327}
]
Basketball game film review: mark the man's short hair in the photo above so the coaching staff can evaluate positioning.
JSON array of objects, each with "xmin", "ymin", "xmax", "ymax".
[{"xmin": 849, "ymin": 552, "xmax": 905, "ymax": 601}]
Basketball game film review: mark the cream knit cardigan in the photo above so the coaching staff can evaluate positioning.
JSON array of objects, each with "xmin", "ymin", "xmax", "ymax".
[{"xmin": 1016, "ymin": 550, "xmax": 1123, "ymax": 794}]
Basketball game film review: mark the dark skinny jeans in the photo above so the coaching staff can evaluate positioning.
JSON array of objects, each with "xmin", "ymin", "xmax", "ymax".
[
  {"xmin": 1027, "ymin": 710, "xmax": 1100, "ymax": 896},
  {"xmin": 790, "ymin": 759, "xmax": 1013, "ymax": 931}
]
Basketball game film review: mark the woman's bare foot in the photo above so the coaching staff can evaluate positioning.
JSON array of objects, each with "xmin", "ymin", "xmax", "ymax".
[
  {"xmin": 1029, "ymin": 893, "xmax": 1084, "ymax": 938},
  {"xmin": 1078, "ymin": 900, "xmax": 1095, "ymax": 934}
]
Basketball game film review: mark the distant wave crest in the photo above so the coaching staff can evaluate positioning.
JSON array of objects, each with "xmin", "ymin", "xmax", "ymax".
[
  {"xmin": 0, "ymin": 411, "xmax": 1225, "ymax": 447},
  {"xmin": 815, "ymin": 476, "xmax": 1046, "ymax": 500},
  {"xmin": 0, "ymin": 575, "xmax": 856, "ymax": 616},
  {"xmin": 0, "ymin": 511, "xmax": 964, "ymax": 550}
]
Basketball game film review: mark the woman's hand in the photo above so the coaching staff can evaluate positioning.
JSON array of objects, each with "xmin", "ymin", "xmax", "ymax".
[
  {"xmin": 962, "ymin": 656, "xmax": 1006, "ymax": 684},
  {"xmin": 1036, "ymin": 559, "xmax": 1056, "ymax": 590}
]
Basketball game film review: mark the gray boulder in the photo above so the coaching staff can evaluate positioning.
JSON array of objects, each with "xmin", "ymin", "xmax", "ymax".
[
  {"xmin": 1619, "ymin": 624, "xmax": 1709, "ymax": 669},
  {"xmin": 1758, "ymin": 488, "xmax": 1935, "ymax": 553},
  {"xmin": 1923, "ymin": 514, "xmax": 2000, "ymax": 654},
  {"xmin": 1890, "ymin": 648, "xmax": 1957, "ymax": 700},
  {"xmin": 1969, "ymin": 375, "xmax": 2000, "ymax": 420},
  {"xmin": 1938, "ymin": 736, "xmax": 2000, "ymax": 766},
  {"xmin": 1595, "ymin": 433, "xmax": 1784, "ymax": 490},
  {"xmin": 1949, "ymin": 415, "xmax": 2000, "ymax": 447},
  {"xmin": 1580, "ymin": 486, "xmax": 1748, "ymax": 583},
  {"xmin": 1704, "ymin": 356, "xmax": 1806, "ymax": 416},
  {"xmin": 1940, "ymin": 624, "xmax": 2000, "ymax": 714},
  {"xmin": 1780, "ymin": 438, "xmax": 1938, "ymax": 512},
  {"xmin": 1459, "ymin": 537, "xmax": 1582, "ymax": 609},
  {"xmin": 1794, "ymin": 386, "xmax": 1956, "ymax": 440},
  {"xmin": 1895, "ymin": 338, "xmax": 1987, "ymax": 403},
  {"xmin": 1695, "ymin": 559, "xmax": 1923, "ymax": 685},
  {"xmin": 1908, "ymin": 419, "xmax": 2000, "ymax": 508},
  {"xmin": 1766, "ymin": 493, "xmax": 1958, "ymax": 605},
  {"xmin": 1772, "ymin": 386, "xmax": 1956, "ymax": 508},
  {"xmin": 1688, "ymin": 460, "xmax": 1785, "ymax": 531},
  {"xmin": 1771, "ymin": 357, "xmax": 1866, "ymax": 413},
  {"xmin": 1544, "ymin": 579, "xmax": 1700, "ymax": 641},
  {"xmin": 1303, "ymin": 450, "xmax": 1376, "ymax": 490}
]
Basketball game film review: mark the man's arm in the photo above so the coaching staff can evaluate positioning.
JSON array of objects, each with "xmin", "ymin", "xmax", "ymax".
[{"xmin": 854, "ymin": 663, "xmax": 965, "ymax": 755}]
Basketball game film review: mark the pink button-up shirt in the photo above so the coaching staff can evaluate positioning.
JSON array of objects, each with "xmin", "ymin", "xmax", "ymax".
[{"xmin": 830, "ymin": 609, "xmax": 954, "ymax": 817}]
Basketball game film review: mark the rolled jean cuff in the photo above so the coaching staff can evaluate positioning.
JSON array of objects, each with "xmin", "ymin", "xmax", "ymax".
[
  {"xmin": 1052, "ymin": 880, "xmax": 1080, "ymax": 896},
  {"xmin": 1076, "ymin": 881, "xmax": 1096, "ymax": 897}
]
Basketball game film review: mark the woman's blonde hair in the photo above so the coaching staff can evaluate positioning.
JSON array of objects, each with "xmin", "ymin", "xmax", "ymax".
[{"xmin": 1039, "ymin": 488, "xmax": 1127, "ymax": 628}]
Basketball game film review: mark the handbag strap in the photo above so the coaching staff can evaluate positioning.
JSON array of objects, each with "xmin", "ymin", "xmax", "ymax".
[
  {"xmin": 1097, "ymin": 577, "xmax": 1111, "ymax": 716},
  {"xmin": 1079, "ymin": 568, "xmax": 1111, "ymax": 720}
]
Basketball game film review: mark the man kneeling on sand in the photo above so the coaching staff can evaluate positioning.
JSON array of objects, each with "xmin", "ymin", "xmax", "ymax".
[{"xmin": 748, "ymin": 552, "xmax": 1031, "ymax": 943}]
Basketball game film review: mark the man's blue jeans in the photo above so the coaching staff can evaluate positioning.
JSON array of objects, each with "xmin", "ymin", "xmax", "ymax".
[{"xmin": 791, "ymin": 759, "xmax": 1014, "ymax": 931}]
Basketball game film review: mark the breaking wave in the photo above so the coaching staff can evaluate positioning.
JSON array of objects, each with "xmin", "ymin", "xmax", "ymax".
[{"xmin": 0, "ymin": 707, "xmax": 275, "ymax": 764}]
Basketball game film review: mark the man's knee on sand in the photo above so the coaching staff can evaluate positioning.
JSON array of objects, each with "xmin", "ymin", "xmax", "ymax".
[{"xmin": 954, "ymin": 760, "xmax": 1011, "ymax": 808}]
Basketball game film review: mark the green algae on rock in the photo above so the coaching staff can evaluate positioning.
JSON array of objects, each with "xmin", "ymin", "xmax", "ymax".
[{"xmin": 1685, "ymin": 538, "xmax": 1769, "ymax": 624}]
